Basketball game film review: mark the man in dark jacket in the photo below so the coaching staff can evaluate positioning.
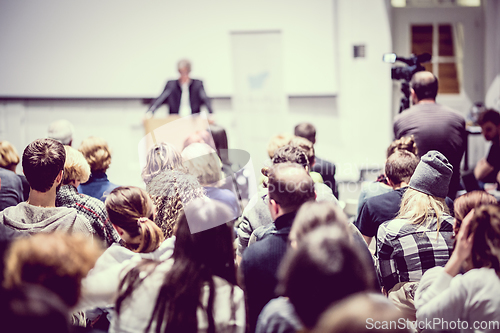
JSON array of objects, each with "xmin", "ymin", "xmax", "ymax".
[{"xmin": 147, "ymin": 59, "xmax": 213, "ymax": 116}]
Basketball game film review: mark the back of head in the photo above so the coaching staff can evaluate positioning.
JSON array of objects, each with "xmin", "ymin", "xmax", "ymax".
[
  {"xmin": 267, "ymin": 163, "xmax": 315, "ymax": 212},
  {"xmin": 106, "ymin": 186, "xmax": 164, "ymax": 253},
  {"xmin": 174, "ymin": 198, "xmax": 236, "ymax": 282},
  {"xmin": 453, "ymin": 191, "xmax": 497, "ymax": 232},
  {"xmin": 291, "ymin": 201, "xmax": 348, "ymax": 246},
  {"xmin": 387, "ymin": 135, "xmax": 418, "ymax": 158},
  {"xmin": 47, "ymin": 120, "xmax": 74, "ymax": 146},
  {"xmin": 385, "ymin": 150, "xmax": 420, "ymax": 185},
  {"xmin": 62, "ymin": 145, "xmax": 90, "ymax": 185},
  {"xmin": 278, "ymin": 226, "xmax": 375, "ymax": 329},
  {"xmin": 78, "ymin": 136, "xmax": 112, "ymax": 174},
  {"xmin": 22, "ymin": 138, "xmax": 66, "ymax": 192},
  {"xmin": 182, "ymin": 142, "xmax": 223, "ymax": 185},
  {"xmin": 146, "ymin": 169, "xmax": 206, "ymax": 238},
  {"xmin": 271, "ymin": 144, "xmax": 310, "ymax": 169},
  {"xmin": 478, "ymin": 108, "xmax": 500, "ymax": 127},
  {"xmin": 410, "ymin": 71, "xmax": 438, "ymax": 101},
  {"xmin": 313, "ymin": 292, "xmax": 411, "ymax": 333},
  {"xmin": 0, "ymin": 284, "xmax": 70, "ymax": 333},
  {"xmin": 142, "ymin": 142, "xmax": 184, "ymax": 183},
  {"xmin": 294, "ymin": 122, "xmax": 316, "ymax": 144},
  {"xmin": 0, "ymin": 141, "xmax": 20, "ymax": 171},
  {"xmin": 3, "ymin": 232, "xmax": 102, "ymax": 307},
  {"xmin": 469, "ymin": 204, "xmax": 500, "ymax": 272},
  {"xmin": 290, "ymin": 136, "xmax": 315, "ymax": 166},
  {"xmin": 267, "ymin": 133, "xmax": 294, "ymax": 159}
]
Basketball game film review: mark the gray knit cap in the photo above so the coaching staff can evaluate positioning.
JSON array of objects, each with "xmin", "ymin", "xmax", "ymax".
[{"xmin": 408, "ymin": 150, "xmax": 452, "ymax": 198}]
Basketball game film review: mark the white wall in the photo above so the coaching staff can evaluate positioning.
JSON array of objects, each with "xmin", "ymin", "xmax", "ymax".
[
  {"xmin": 334, "ymin": 0, "xmax": 393, "ymax": 181},
  {"xmin": 0, "ymin": 0, "xmax": 337, "ymax": 97}
]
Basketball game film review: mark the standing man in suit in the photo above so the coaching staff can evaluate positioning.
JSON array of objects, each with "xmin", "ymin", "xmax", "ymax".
[{"xmin": 146, "ymin": 59, "xmax": 213, "ymax": 117}]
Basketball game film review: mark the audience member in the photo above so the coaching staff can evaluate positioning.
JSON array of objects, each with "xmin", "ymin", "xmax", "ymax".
[
  {"xmin": 266, "ymin": 133, "xmax": 294, "ymax": 162},
  {"xmin": 78, "ymin": 137, "xmax": 119, "ymax": 202},
  {"xmin": 111, "ymin": 199, "xmax": 244, "ymax": 332},
  {"xmin": 289, "ymin": 136, "xmax": 324, "ymax": 184},
  {"xmin": 56, "ymin": 146, "xmax": 120, "ymax": 246},
  {"xmin": 313, "ymin": 292, "xmax": 412, "ymax": 333},
  {"xmin": 355, "ymin": 150, "xmax": 420, "ymax": 246},
  {"xmin": 394, "ymin": 71, "xmax": 467, "ymax": 199},
  {"xmin": 0, "ymin": 141, "xmax": 25, "ymax": 210},
  {"xmin": 182, "ymin": 142, "xmax": 240, "ymax": 218},
  {"xmin": 78, "ymin": 186, "xmax": 170, "ymax": 313},
  {"xmin": 357, "ymin": 136, "xmax": 419, "ymax": 216},
  {"xmin": 256, "ymin": 202, "xmax": 377, "ymax": 333},
  {"xmin": 237, "ymin": 145, "xmax": 336, "ymax": 259},
  {"xmin": 141, "ymin": 142, "xmax": 185, "ymax": 184},
  {"xmin": 474, "ymin": 109, "xmax": 500, "ymax": 185},
  {"xmin": 0, "ymin": 284, "xmax": 71, "ymax": 333},
  {"xmin": 415, "ymin": 204, "xmax": 500, "ymax": 332},
  {"xmin": 377, "ymin": 151, "xmax": 455, "ymax": 319},
  {"xmin": 452, "ymin": 190, "xmax": 497, "ymax": 235},
  {"xmin": 276, "ymin": 226, "xmax": 376, "ymax": 330},
  {"xmin": 146, "ymin": 169, "xmax": 205, "ymax": 238},
  {"xmin": 0, "ymin": 139, "xmax": 92, "ymax": 235},
  {"xmin": 241, "ymin": 163, "xmax": 315, "ymax": 332},
  {"xmin": 3, "ymin": 232, "xmax": 102, "ymax": 308},
  {"xmin": 47, "ymin": 119, "xmax": 74, "ymax": 146},
  {"xmin": 294, "ymin": 122, "xmax": 338, "ymax": 197}
]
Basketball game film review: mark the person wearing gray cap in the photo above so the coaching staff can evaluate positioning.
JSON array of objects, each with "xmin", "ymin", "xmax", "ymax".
[{"xmin": 375, "ymin": 151, "xmax": 455, "ymax": 318}]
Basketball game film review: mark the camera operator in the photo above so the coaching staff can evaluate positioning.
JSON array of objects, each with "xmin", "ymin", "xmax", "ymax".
[{"xmin": 393, "ymin": 71, "xmax": 466, "ymax": 199}]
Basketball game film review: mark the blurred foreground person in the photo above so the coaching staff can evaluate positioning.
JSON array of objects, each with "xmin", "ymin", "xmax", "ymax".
[
  {"xmin": 415, "ymin": 204, "xmax": 500, "ymax": 332},
  {"xmin": 313, "ymin": 293, "xmax": 411, "ymax": 333}
]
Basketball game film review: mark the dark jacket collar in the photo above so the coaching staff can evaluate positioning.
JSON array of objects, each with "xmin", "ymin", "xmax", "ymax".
[{"xmin": 274, "ymin": 211, "xmax": 297, "ymax": 230}]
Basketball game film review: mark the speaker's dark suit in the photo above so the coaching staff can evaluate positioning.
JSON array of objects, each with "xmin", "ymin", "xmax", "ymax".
[{"xmin": 148, "ymin": 79, "xmax": 213, "ymax": 114}]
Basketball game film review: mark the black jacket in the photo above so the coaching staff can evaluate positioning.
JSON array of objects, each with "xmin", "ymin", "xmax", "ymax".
[{"xmin": 148, "ymin": 79, "xmax": 213, "ymax": 114}]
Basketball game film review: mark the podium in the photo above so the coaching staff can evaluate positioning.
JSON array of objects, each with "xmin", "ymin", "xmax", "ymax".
[{"xmin": 140, "ymin": 114, "xmax": 211, "ymax": 169}]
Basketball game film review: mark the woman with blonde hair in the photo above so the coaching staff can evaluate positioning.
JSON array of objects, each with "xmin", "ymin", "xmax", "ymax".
[
  {"xmin": 141, "ymin": 142, "xmax": 184, "ymax": 184},
  {"xmin": 55, "ymin": 146, "xmax": 120, "ymax": 247},
  {"xmin": 0, "ymin": 141, "xmax": 27, "ymax": 209},
  {"xmin": 78, "ymin": 136, "xmax": 118, "ymax": 202},
  {"xmin": 415, "ymin": 204, "xmax": 500, "ymax": 331},
  {"xmin": 377, "ymin": 151, "xmax": 455, "ymax": 295}
]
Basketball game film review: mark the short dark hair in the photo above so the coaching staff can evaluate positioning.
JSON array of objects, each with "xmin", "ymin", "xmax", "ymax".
[
  {"xmin": 268, "ymin": 163, "xmax": 315, "ymax": 211},
  {"xmin": 22, "ymin": 139, "xmax": 66, "ymax": 192},
  {"xmin": 410, "ymin": 71, "xmax": 438, "ymax": 100},
  {"xmin": 478, "ymin": 109, "xmax": 500, "ymax": 127},
  {"xmin": 385, "ymin": 150, "xmax": 420, "ymax": 185},
  {"xmin": 278, "ymin": 226, "xmax": 375, "ymax": 328},
  {"xmin": 294, "ymin": 122, "xmax": 316, "ymax": 144},
  {"xmin": 272, "ymin": 145, "xmax": 310, "ymax": 170}
]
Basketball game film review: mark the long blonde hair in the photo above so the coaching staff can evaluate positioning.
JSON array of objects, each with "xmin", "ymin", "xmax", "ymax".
[{"xmin": 397, "ymin": 188, "xmax": 449, "ymax": 231}]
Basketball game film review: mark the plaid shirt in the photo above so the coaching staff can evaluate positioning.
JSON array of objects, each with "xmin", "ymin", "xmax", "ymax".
[
  {"xmin": 56, "ymin": 184, "xmax": 120, "ymax": 246},
  {"xmin": 376, "ymin": 215, "xmax": 454, "ymax": 291}
]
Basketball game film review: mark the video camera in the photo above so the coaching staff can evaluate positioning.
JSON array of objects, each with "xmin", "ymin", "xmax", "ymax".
[{"xmin": 383, "ymin": 52, "xmax": 431, "ymax": 113}]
